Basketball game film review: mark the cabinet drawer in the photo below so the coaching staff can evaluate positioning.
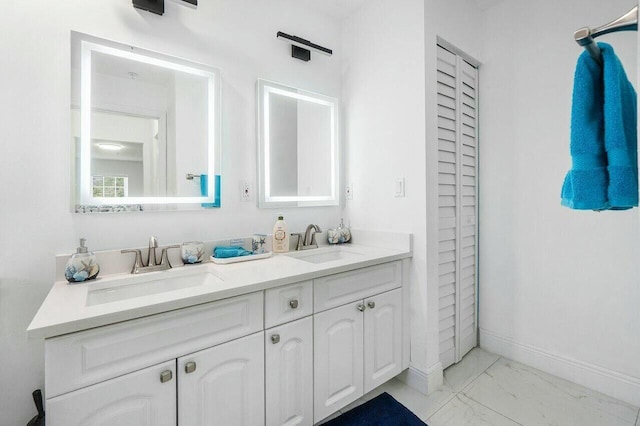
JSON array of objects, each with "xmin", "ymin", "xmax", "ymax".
[
  {"xmin": 46, "ymin": 292, "xmax": 263, "ymax": 398},
  {"xmin": 314, "ymin": 261, "xmax": 402, "ymax": 312},
  {"xmin": 264, "ymin": 280, "xmax": 312, "ymax": 328}
]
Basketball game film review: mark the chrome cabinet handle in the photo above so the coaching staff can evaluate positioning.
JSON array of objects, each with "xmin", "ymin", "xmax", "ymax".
[
  {"xmin": 160, "ymin": 370, "xmax": 173, "ymax": 383},
  {"xmin": 185, "ymin": 361, "xmax": 197, "ymax": 374},
  {"xmin": 271, "ymin": 334, "xmax": 280, "ymax": 344},
  {"xmin": 289, "ymin": 299, "xmax": 299, "ymax": 309},
  {"xmin": 367, "ymin": 301, "xmax": 375, "ymax": 309},
  {"xmin": 357, "ymin": 304, "xmax": 365, "ymax": 312}
]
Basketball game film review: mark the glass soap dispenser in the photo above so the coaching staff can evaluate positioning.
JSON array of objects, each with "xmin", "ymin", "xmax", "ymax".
[{"xmin": 65, "ymin": 238, "xmax": 100, "ymax": 283}]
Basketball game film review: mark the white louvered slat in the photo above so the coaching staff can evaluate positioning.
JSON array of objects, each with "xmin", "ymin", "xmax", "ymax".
[
  {"xmin": 439, "ymin": 240, "xmax": 455, "ymax": 253},
  {"xmin": 439, "ymin": 305, "xmax": 455, "ymax": 323},
  {"xmin": 439, "ymin": 206, "xmax": 455, "ymax": 218},
  {"xmin": 439, "ymin": 94, "xmax": 456, "ymax": 110},
  {"xmin": 439, "ymin": 251, "xmax": 455, "ymax": 266},
  {"xmin": 437, "ymin": 43, "xmax": 478, "ymax": 369},
  {"xmin": 440, "ymin": 272, "xmax": 455, "ymax": 288},
  {"xmin": 439, "ymin": 216, "xmax": 456, "ymax": 229}
]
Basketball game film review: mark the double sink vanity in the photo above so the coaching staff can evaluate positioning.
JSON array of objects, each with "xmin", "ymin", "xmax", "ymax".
[
  {"xmin": 29, "ymin": 231, "xmax": 412, "ymax": 425},
  {"xmin": 47, "ymin": 27, "xmax": 412, "ymax": 425}
]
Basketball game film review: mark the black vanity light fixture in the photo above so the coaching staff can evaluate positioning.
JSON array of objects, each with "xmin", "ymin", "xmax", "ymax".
[
  {"xmin": 133, "ymin": 0, "xmax": 197, "ymax": 16},
  {"xmin": 277, "ymin": 31, "xmax": 333, "ymax": 62},
  {"xmin": 133, "ymin": 0, "xmax": 164, "ymax": 15}
]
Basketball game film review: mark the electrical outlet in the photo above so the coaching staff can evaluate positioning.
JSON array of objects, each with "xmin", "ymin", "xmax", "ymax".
[
  {"xmin": 240, "ymin": 181, "xmax": 251, "ymax": 201},
  {"xmin": 346, "ymin": 184, "xmax": 353, "ymax": 200}
]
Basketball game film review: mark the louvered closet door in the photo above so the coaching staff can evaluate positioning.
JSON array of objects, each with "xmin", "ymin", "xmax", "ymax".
[{"xmin": 437, "ymin": 44, "xmax": 478, "ymax": 369}]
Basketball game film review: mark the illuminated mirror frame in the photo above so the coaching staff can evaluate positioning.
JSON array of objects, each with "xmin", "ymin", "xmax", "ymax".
[
  {"xmin": 257, "ymin": 79, "xmax": 340, "ymax": 208},
  {"xmin": 76, "ymin": 33, "xmax": 221, "ymax": 206}
]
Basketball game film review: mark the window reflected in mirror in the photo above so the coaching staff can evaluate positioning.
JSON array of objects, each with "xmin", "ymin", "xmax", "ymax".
[{"xmin": 70, "ymin": 32, "xmax": 221, "ymax": 211}]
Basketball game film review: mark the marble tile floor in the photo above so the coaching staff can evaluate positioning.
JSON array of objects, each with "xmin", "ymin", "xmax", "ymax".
[{"xmin": 319, "ymin": 348, "xmax": 640, "ymax": 426}]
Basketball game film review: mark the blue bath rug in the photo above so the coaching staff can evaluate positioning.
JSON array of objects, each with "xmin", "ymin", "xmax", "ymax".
[{"xmin": 323, "ymin": 392, "xmax": 428, "ymax": 426}]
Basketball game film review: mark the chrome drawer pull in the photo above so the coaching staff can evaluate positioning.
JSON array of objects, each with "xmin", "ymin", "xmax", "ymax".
[
  {"xmin": 289, "ymin": 299, "xmax": 299, "ymax": 309},
  {"xmin": 160, "ymin": 370, "xmax": 173, "ymax": 383},
  {"xmin": 185, "ymin": 361, "xmax": 197, "ymax": 374}
]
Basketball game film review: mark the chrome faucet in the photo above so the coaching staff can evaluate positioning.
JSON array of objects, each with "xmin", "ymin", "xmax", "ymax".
[
  {"xmin": 294, "ymin": 224, "xmax": 321, "ymax": 250},
  {"xmin": 121, "ymin": 236, "xmax": 181, "ymax": 274},
  {"xmin": 147, "ymin": 236, "xmax": 158, "ymax": 266}
]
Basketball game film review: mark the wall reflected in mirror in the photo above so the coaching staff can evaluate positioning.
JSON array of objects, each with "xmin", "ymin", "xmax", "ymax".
[
  {"xmin": 257, "ymin": 79, "xmax": 339, "ymax": 208},
  {"xmin": 71, "ymin": 32, "xmax": 220, "ymax": 211}
]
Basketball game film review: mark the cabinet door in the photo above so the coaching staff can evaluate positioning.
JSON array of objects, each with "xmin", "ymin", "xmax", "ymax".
[
  {"xmin": 46, "ymin": 360, "xmax": 176, "ymax": 426},
  {"xmin": 364, "ymin": 289, "xmax": 402, "ymax": 393},
  {"xmin": 313, "ymin": 301, "xmax": 364, "ymax": 423},
  {"xmin": 265, "ymin": 317, "xmax": 313, "ymax": 426},
  {"xmin": 178, "ymin": 332, "xmax": 265, "ymax": 426}
]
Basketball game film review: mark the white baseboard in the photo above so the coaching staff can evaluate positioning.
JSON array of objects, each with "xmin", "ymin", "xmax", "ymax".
[
  {"xmin": 480, "ymin": 328, "xmax": 640, "ymax": 407},
  {"xmin": 397, "ymin": 362, "xmax": 443, "ymax": 395}
]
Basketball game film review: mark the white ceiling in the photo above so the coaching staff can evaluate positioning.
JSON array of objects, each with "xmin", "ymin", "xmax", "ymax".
[
  {"xmin": 474, "ymin": 0, "xmax": 504, "ymax": 11},
  {"xmin": 296, "ymin": 0, "xmax": 367, "ymax": 20},
  {"xmin": 298, "ymin": 0, "xmax": 503, "ymax": 21},
  {"xmin": 92, "ymin": 51, "xmax": 176, "ymax": 86}
]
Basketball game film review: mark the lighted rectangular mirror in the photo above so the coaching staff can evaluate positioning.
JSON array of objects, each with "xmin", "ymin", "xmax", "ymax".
[
  {"xmin": 71, "ymin": 32, "xmax": 221, "ymax": 212},
  {"xmin": 257, "ymin": 79, "xmax": 339, "ymax": 208}
]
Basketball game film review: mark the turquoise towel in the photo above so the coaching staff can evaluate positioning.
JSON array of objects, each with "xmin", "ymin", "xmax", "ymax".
[
  {"xmin": 561, "ymin": 42, "xmax": 638, "ymax": 210},
  {"xmin": 602, "ymin": 44, "xmax": 638, "ymax": 208},
  {"xmin": 200, "ymin": 174, "xmax": 221, "ymax": 208},
  {"xmin": 213, "ymin": 246, "xmax": 253, "ymax": 259}
]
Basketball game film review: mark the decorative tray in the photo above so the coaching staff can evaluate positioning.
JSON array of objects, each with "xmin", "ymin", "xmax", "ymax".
[{"xmin": 210, "ymin": 251, "xmax": 273, "ymax": 265}]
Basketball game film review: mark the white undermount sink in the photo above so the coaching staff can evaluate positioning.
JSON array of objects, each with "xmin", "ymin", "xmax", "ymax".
[
  {"xmin": 86, "ymin": 270, "xmax": 222, "ymax": 306},
  {"xmin": 286, "ymin": 246, "xmax": 363, "ymax": 264}
]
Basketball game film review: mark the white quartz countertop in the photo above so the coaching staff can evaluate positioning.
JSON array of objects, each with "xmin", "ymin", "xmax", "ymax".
[{"xmin": 28, "ymin": 235, "xmax": 411, "ymax": 339}]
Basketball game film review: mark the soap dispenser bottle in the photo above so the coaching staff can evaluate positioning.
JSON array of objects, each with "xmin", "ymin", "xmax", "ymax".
[
  {"xmin": 65, "ymin": 238, "xmax": 100, "ymax": 283},
  {"xmin": 272, "ymin": 215, "xmax": 290, "ymax": 253}
]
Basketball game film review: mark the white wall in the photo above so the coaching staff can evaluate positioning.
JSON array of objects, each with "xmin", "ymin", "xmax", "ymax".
[
  {"xmin": 479, "ymin": 0, "xmax": 640, "ymax": 405},
  {"xmin": 0, "ymin": 1, "xmax": 343, "ymax": 424},
  {"xmin": 341, "ymin": 0, "xmax": 484, "ymax": 388},
  {"xmin": 173, "ymin": 72, "xmax": 208, "ymax": 197},
  {"xmin": 341, "ymin": 0, "xmax": 429, "ymax": 373}
]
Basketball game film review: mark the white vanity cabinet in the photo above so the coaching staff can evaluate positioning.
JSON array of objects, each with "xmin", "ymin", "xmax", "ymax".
[
  {"xmin": 42, "ymin": 258, "xmax": 409, "ymax": 426},
  {"xmin": 178, "ymin": 332, "xmax": 265, "ymax": 426},
  {"xmin": 313, "ymin": 289, "xmax": 402, "ymax": 423},
  {"xmin": 45, "ymin": 292, "xmax": 264, "ymax": 426},
  {"xmin": 46, "ymin": 360, "xmax": 177, "ymax": 426},
  {"xmin": 312, "ymin": 261, "xmax": 404, "ymax": 423},
  {"xmin": 265, "ymin": 317, "xmax": 314, "ymax": 426}
]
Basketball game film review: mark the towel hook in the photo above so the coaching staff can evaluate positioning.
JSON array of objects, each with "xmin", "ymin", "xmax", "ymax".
[{"xmin": 574, "ymin": 5, "xmax": 638, "ymax": 64}]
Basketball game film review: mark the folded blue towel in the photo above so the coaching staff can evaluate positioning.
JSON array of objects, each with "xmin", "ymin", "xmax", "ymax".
[
  {"xmin": 213, "ymin": 246, "xmax": 253, "ymax": 259},
  {"xmin": 561, "ymin": 42, "xmax": 637, "ymax": 210}
]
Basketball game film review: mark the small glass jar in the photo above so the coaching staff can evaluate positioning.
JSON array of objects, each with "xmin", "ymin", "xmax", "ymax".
[
  {"xmin": 252, "ymin": 234, "xmax": 267, "ymax": 254},
  {"xmin": 181, "ymin": 241, "xmax": 205, "ymax": 264}
]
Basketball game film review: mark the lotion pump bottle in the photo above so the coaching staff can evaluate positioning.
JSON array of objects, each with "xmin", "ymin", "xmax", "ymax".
[
  {"xmin": 272, "ymin": 215, "xmax": 290, "ymax": 253},
  {"xmin": 64, "ymin": 238, "xmax": 100, "ymax": 283}
]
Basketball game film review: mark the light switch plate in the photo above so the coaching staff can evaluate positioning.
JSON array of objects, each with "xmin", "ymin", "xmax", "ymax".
[
  {"xmin": 346, "ymin": 184, "xmax": 353, "ymax": 200},
  {"xmin": 395, "ymin": 178, "xmax": 405, "ymax": 197}
]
